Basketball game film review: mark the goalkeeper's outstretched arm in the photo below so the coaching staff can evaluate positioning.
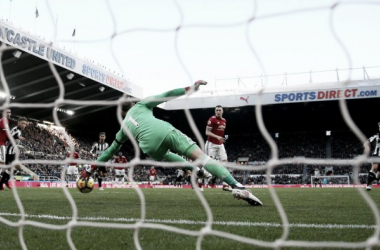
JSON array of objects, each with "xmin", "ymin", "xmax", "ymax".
[
  {"xmin": 81, "ymin": 130, "xmax": 129, "ymax": 178},
  {"xmin": 97, "ymin": 129, "xmax": 129, "ymax": 163},
  {"xmin": 140, "ymin": 80, "xmax": 207, "ymax": 109}
]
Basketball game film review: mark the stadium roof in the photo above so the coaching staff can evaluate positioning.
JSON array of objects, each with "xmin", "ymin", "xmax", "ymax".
[
  {"xmin": 1, "ymin": 20, "xmax": 380, "ymax": 138},
  {"xmin": 0, "ymin": 45, "xmax": 130, "ymax": 136},
  {"xmin": 1, "ymin": 45, "xmax": 380, "ymax": 138}
]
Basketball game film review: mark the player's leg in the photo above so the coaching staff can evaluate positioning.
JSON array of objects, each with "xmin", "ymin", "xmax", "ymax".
[
  {"xmin": 67, "ymin": 166, "xmax": 74, "ymax": 186},
  {"xmin": 206, "ymin": 143, "xmax": 230, "ymax": 191},
  {"xmin": 367, "ymin": 163, "xmax": 378, "ymax": 191},
  {"xmin": 121, "ymin": 170, "xmax": 125, "ymax": 183},
  {"xmin": 4, "ymin": 154, "xmax": 15, "ymax": 189},
  {"xmin": 114, "ymin": 169, "xmax": 122, "ymax": 184},
  {"xmin": 97, "ymin": 167, "xmax": 106, "ymax": 190},
  {"xmin": 162, "ymin": 129, "xmax": 262, "ymax": 205},
  {"xmin": 216, "ymin": 145, "xmax": 233, "ymax": 191},
  {"xmin": 1, "ymin": 172, "xmax": 10, "ymax": 189},
  {"xmin": 74, "ymin": 166, "xmax": 79, "ymax": 181},
  {"xmin": 163, "ymin": 129, "xmax": 238, "ymax": 187},
  {"xmin": 114, "ymin": 169, "xmax": 118, "ymax": 184},
  {"xmin": 0, "ymin": 146, "xmax": 6, "ymax": 190},
  {"xmin": 0, "ymin": 172, "xmax": 4, "ymax": 190},
  {"xmin": 175, "ymin": 176, "xmax": 181, "ymax": 187},
  {"xmin": 197, "ymin": 175, "xmax": 204, "ymax": 191},
  {"xmin": 188, "ymin": 148, "xmax": 262, "ymax": 206}
]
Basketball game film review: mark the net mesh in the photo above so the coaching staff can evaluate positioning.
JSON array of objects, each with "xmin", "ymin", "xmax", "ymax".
[{"xmin": 0, "ymin": 1, "xmax": 380, "ymax": 249}]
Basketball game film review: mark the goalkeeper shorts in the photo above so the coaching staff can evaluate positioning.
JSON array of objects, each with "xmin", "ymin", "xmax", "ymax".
[{"xmin": 149, "ymin": 129, "xmax": 198, "ymax": 161}]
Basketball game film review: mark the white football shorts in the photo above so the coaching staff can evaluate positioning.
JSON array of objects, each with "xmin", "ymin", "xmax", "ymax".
[
  {"xmin": 0, "ymin": 145, "xmax": 6, "ymax": 163},
  {"xmin": 67, "ymin": 165, "xmax": 79, "ymax": 175},
  {"xmin": 115, "ymin": 169, "xmax": 125, "ymax": 176},
  {"xmin": 205, "ymin": 141, "xmax": 227, "ymax": 161}
]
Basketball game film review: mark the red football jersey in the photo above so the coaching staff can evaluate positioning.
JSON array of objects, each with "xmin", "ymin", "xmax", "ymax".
[
  {"xmin": 114, "ymin": 156, "xmax": 127, "ymax": 170},
  {"xmin": 66, "ymin": 151, "xmax": 79, "ymax": 166},
  {"xmin": 206, "ymin": 116, "xmax": 226, "ymax": 145},
  {"xmin": 0, "ymin": 117, "xmax": 9, "ymax": 146},
  {"xmin": 149, "ymin": 168, "xmax": 156, "ymax": 176}
]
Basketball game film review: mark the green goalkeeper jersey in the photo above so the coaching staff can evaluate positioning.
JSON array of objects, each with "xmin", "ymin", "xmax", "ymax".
[{"xmin": 97, "ymin": 87, "xmax": 186, "ymax": 163}]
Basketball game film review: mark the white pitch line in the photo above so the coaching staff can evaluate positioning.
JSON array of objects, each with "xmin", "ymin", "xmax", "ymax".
[{"xmin": 0, "ymin": 212, "xmax": 376, "ymax": 229}]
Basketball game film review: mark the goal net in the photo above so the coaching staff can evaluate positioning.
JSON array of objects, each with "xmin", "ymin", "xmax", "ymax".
[{"xmin": 0, "ymin": 1, "xmax": 380, "ymax": 249}]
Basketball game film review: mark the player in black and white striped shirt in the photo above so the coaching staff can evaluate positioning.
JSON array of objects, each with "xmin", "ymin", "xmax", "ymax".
[
  {"xmin": 364, "ymin": 122, "xmax": 380, "ymax": 191},
  {"xmin": 90, "ymin": 132, "xmax": 109, "ymax": 190},
  {"xmin": 0, "ymin": 117, "xmax": 27, "ymax": 190}
]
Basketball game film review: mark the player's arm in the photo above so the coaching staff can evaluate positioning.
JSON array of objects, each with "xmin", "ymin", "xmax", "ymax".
[
  {"xmin": 205, "ymin": 125, "xmax": 225, "ymax": 143},
  {"xmin": 141, "ymin": 80, "xmax": 207, "ymax": 109},
  {"xmin": 89, "ymin": 143, "xmax": 96, "ymax": 155},
  {"xmin": 97, "ymin": 129, "xmax": 129, "ymax": 163},
  {"xmin": 15, "ymin": 132, "xmax": 25, "ymax": 141},
  {"xmin": 363, "ymin": 139, "xmax": 371, "ymax": 155},
  {"xmin": 81, "ymin": 130, "xmax": 129, "ymax": 178}
]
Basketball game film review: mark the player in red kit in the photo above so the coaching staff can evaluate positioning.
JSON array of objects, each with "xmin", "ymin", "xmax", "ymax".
[
  {"xmin": 113, "ymin": 152, "xmax": 127, "ymax": 184},
  {"xmin": 149, "ymin": 166, "xmax": 157, "ymax": 185},
  {"xmin": 0, "ymin": 109, "xmax": 11, "ymax": 171},
  {"xmin": 204, "ymin": 105, "xmax": 232, "ymax": 191},
  {"xmin": 65, "ymin": 145, "xmax": 80, "ymax": 186},
  {"xmin": 205, "ymin": 105, "xmax": 227, "ymax": 159}
]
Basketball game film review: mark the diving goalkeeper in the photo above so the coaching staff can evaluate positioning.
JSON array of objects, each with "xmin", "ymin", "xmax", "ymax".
[{"xmin": 81, "ymin": 80, "xmax": 262, "ymax": 206}]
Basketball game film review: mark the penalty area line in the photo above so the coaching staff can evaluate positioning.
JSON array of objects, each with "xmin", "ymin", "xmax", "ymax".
[{"xmin": 0, "ymin": 212, "xmax": 376, "ymax": 229}]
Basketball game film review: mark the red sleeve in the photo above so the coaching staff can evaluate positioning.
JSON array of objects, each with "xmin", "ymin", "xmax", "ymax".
[
  {"xmin": 0, "ymin": 119, "xmax": 5, "ymax": 130},
  {"xmin": 206, "ymin": 117, "xmax": 214, "ymax": 128}
]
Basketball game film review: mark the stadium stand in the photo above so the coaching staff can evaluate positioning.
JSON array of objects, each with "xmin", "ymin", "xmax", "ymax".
[{"xmin": 8, "ymin": 115, "xmax": 371, "ymax": 185}]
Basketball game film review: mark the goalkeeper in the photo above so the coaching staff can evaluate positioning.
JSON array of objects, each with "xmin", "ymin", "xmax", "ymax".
[{"xmin": 82, "ymin": 80, "xmax": 262, "ymax": 206}]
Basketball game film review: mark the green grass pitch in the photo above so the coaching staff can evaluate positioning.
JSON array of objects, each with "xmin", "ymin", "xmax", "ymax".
[{"xmin": 0, "ymin": 187, "xmax": 379, "ymax": 250}]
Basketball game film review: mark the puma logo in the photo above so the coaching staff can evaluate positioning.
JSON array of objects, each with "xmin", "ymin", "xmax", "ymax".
[{"xmin": 240, "ymin": 96, "xmax": 249, "ymax": 103}]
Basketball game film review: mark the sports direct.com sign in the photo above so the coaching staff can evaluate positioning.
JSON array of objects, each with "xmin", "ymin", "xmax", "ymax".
[{"xmin": 274, "ymin": 88, "xmax": 378, "ymax": 103}]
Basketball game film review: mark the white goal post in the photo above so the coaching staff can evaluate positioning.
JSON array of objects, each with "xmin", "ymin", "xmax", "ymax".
[{"xmin": 311, "ymin": 175, "xmax": 350, "ymax": 185}]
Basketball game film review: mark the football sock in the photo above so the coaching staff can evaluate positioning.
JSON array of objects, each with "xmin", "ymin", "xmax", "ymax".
[
  {"xmin": 98, "ymin": 177, "xmax": 102, "ymax": 187},
  {"xmin": 163, "ymin": 152, "xmax": 194, "ymax": 171},
  {"xmin": 200, "ymin": 155, "xmax": 239, "ymax": 186},
  {"xmin": 163, "ymin": 152, "xmax": 240, "ymax": 186},
  {"xmin": 367, "ymin": 171, "xmax": 376, "ymax": 185}
]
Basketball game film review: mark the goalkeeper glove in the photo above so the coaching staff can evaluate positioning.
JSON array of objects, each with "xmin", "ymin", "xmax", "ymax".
[
  {"xmin": 194, "ymin": 80, "xmax": 207, "ymax": 90},
  {"xmin": 185, "ymin": 80, "xmax": 207, "ymax": 92},
  {"xmin": 80, "ymin": 164, "xmax": 97, "ymax": 179}
]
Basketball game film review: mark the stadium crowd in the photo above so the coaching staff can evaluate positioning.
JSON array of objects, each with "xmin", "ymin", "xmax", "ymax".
[{"xmin": 7, "ymin": 117, "xmax": 371, "ymax": 185}]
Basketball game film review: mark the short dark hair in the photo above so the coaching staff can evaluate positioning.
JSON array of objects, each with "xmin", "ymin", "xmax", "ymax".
[
  {"xmin": 99, "ymin": 132, "xmax": 106, "ymax": 136},
  {"xmin": 215, "ymin": 105, "xmax": 223, "ymax": 108},
  {"xmin": 122, "ymin": 102, "xmax": 134, "ymax": 113},
  {"xmin": 121, "ymin": 95, "xmax": 138, "ymax": 115},
  {"xmin": 18, "ymin": 117, "xmax": 27, "ymax": 122}
]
